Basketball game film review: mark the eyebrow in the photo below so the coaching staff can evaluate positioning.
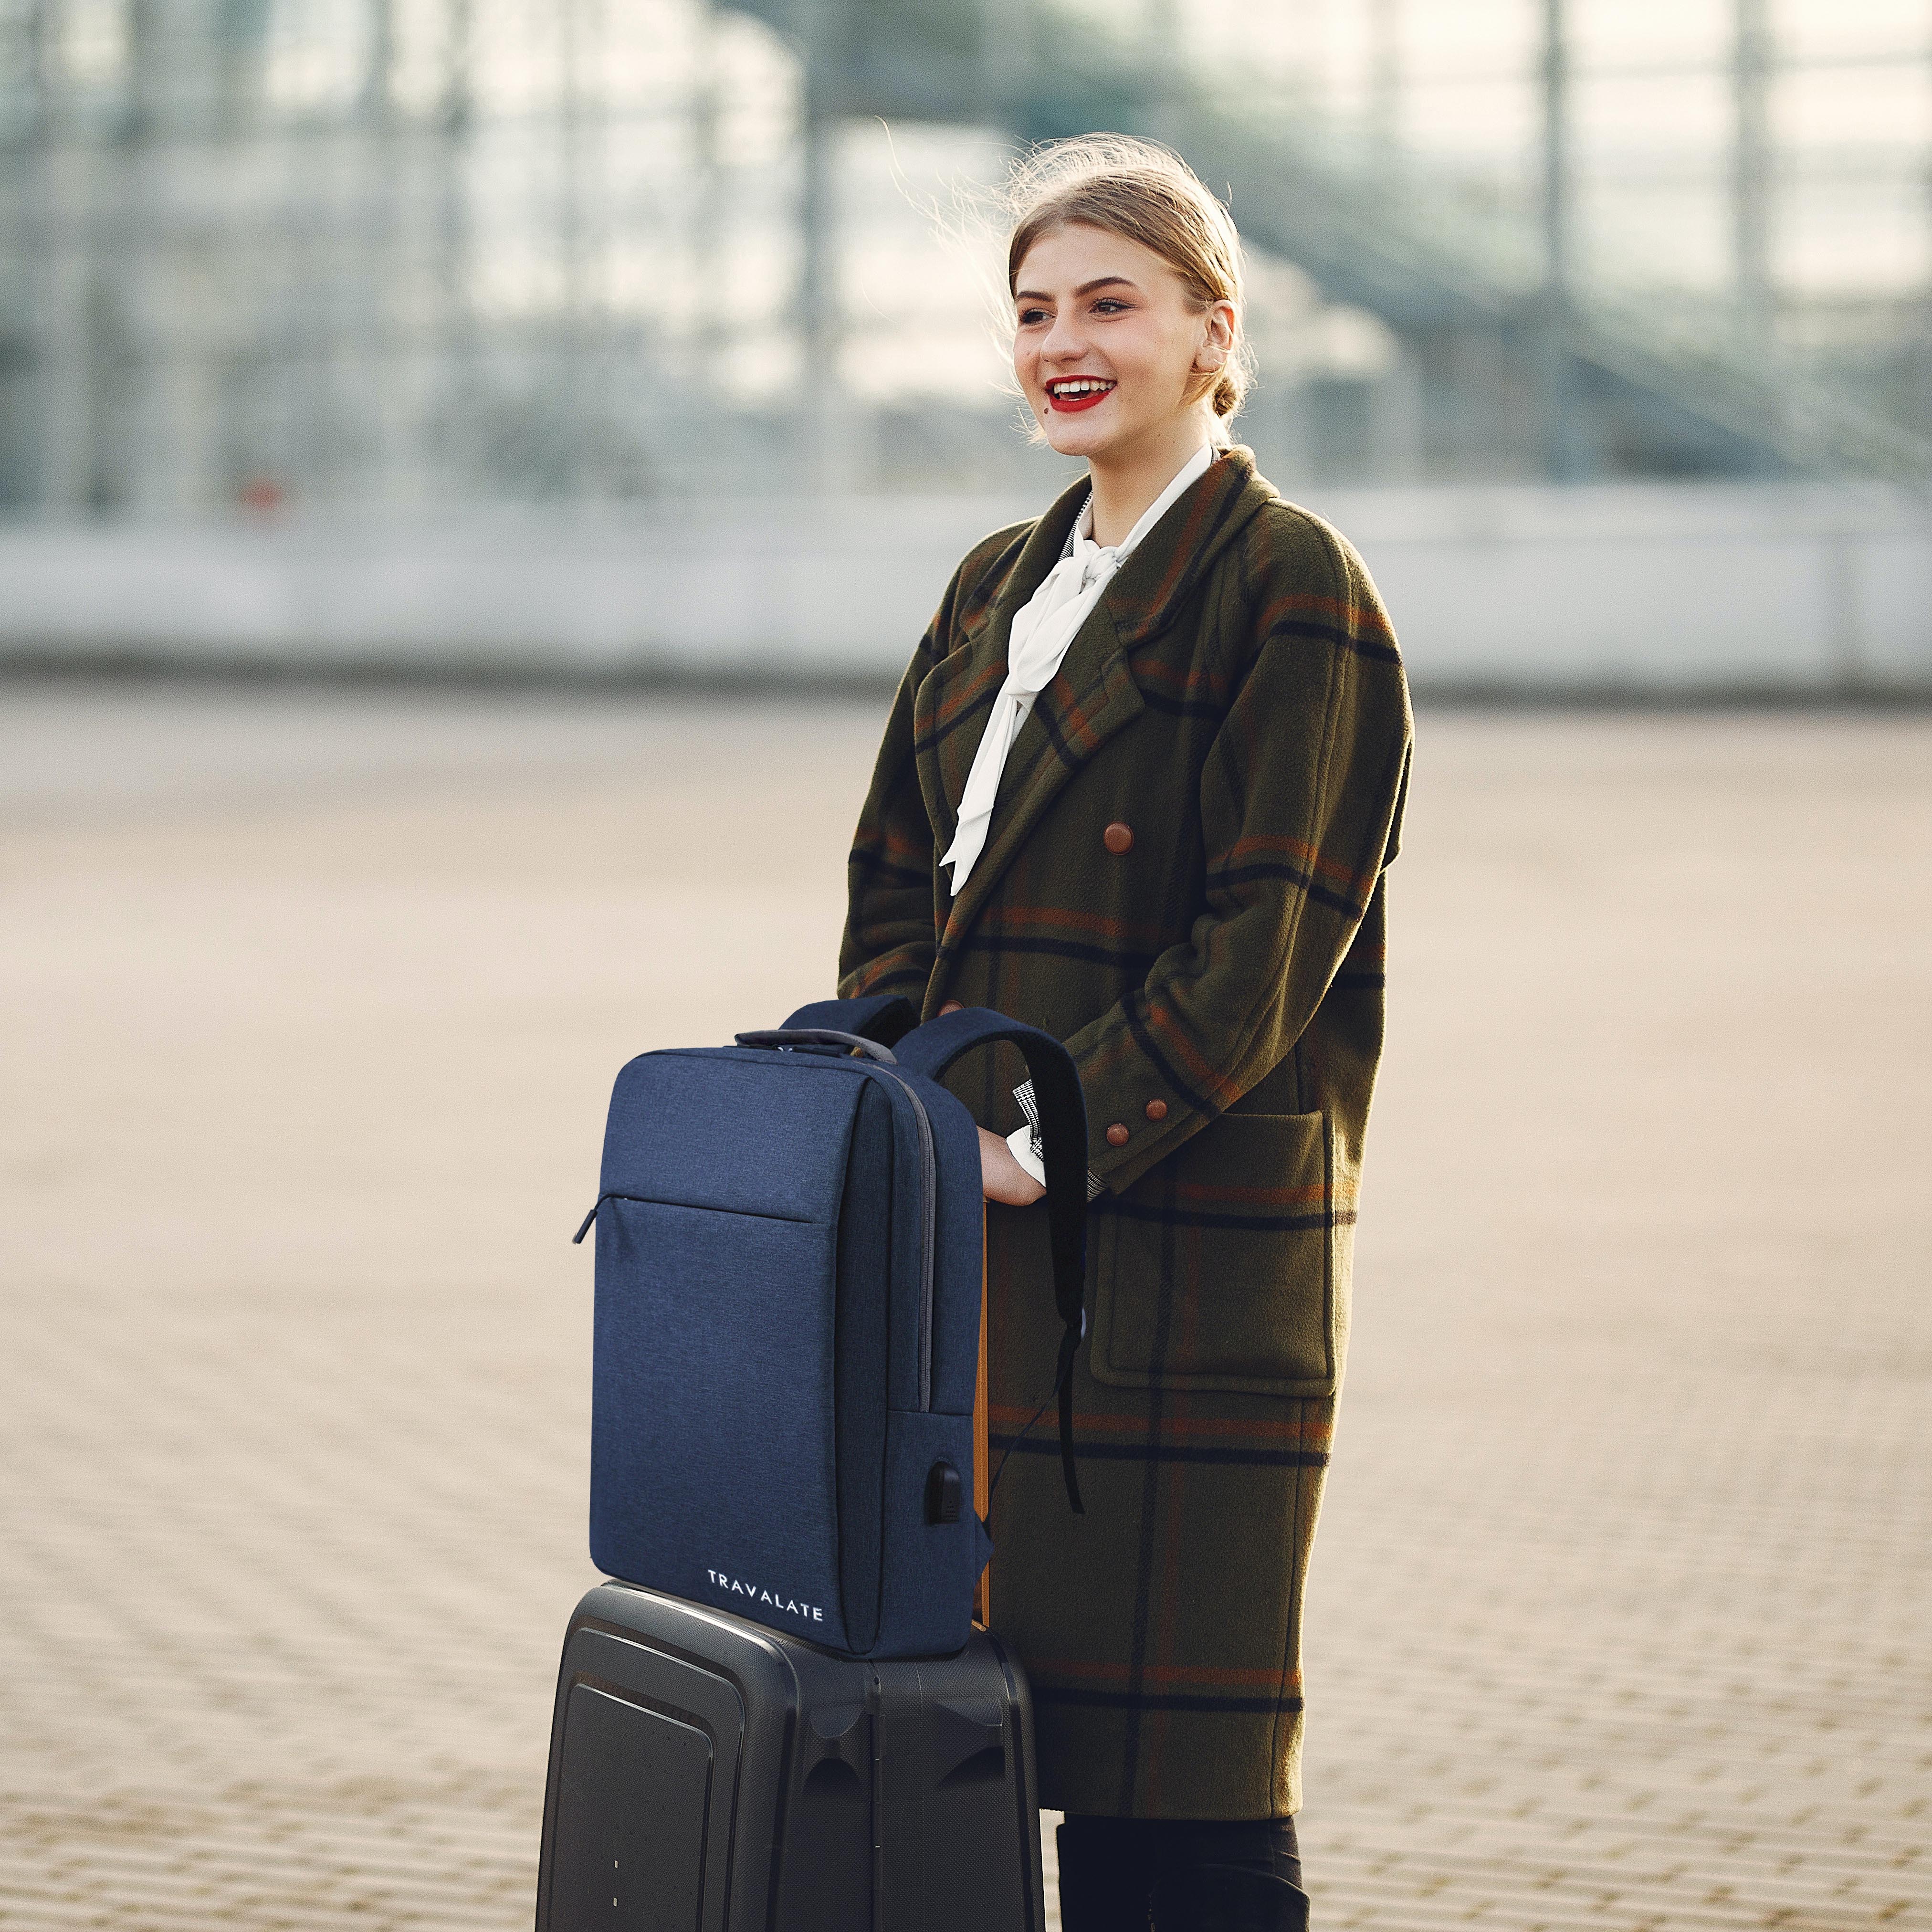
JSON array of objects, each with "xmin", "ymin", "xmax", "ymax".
[{"xmin": 1013, "ymin": 275, "xmax": 1141, "ymax": 303}]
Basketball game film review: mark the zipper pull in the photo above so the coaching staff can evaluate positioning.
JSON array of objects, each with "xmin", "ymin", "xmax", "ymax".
[{"xmin": 572, "ymin": 1201, "xmax": 601, "ymax": 1245}]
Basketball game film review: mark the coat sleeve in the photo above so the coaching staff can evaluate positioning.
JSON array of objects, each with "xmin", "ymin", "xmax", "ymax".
[
  {"xmin": 1070, "ymin": 518, "xmax": 1413, "ymax": 1194},
  {"xmin": 836, "ymin": 520, "xmax": 1037, "ymax": 1006},
  {"xmin": 835, "ymin": 629, "xmax": 940, "ymax": 1004}
]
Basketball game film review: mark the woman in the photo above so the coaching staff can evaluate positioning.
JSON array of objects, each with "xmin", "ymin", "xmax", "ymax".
[{"xmin": 838, "ymin": 136, "xmax": 1411, "ymax": 1931}]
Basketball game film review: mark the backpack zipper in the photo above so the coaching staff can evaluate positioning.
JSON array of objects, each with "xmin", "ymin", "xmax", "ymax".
[{"xmin": 865, "ymin": 1065, "xmax": 938, "ymax": 1413}]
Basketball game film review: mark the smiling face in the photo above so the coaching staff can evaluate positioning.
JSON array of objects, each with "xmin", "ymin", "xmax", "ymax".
[{"xmin": 1011, "ymin": 221, "xmax": 1233, "ymax": 465}]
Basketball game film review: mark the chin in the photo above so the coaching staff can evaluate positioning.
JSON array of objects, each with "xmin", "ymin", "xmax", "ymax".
[
  {"xmin": 1038, "ymin": 408, "xmax": 1127, "ymax": 462},
  {"xmin": 1040, "ymin": 424, "xmax": 1100, "ymax": 460}
]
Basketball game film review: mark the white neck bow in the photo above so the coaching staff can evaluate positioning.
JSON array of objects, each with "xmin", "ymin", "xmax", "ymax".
[{"xmin": 940, "ymin": 441, "xmax": 1217, "ymax": 893}]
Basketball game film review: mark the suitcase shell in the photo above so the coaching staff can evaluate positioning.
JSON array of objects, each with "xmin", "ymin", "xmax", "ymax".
[{"xmin": 534, "ymin": 1580, "xmax": 1048, "ymax": 1932}]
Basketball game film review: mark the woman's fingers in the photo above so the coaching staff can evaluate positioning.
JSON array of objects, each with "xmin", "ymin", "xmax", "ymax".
[{"xmin": 978, "ymin": 1124, "xmax": 1047, "ymax": 1206}]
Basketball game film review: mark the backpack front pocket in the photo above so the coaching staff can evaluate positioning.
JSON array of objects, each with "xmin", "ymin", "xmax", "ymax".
[
  {"xmin": 589, "ymin": 1194, "xmax": 850, "ymax": 1646},
  {"xmin": 1088, "ymin": 1110, "xmax": 1352, "ymax": 1399}
]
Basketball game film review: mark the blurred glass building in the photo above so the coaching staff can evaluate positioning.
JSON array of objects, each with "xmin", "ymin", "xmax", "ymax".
[{"xmin": 1, "ymin": 0, "xmax": 1929, "ymax": 516}]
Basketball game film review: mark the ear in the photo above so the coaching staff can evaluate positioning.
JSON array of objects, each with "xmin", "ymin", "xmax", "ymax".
[{"xmin": 1192, "ymin": 300, "xmax": 1237, "ymax": 372}]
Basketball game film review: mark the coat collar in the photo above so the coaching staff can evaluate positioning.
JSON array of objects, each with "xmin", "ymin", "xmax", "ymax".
[{"xmin": 914, "ymin": 445, "xmax": 1277, "ymax": 998}]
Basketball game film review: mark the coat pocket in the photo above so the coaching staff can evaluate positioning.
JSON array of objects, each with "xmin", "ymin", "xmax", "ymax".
[{"xmin": 1089, "ymin": 1111, "xmax": 1351, "ymax": 1399}]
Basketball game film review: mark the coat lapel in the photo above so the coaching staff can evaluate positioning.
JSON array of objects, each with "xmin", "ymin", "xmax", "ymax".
[
  {"xmin": 913, "ymin": 474, "xmax": 1088, "ymax": 845},
  {"xmin": 925, "ymin": 448, "xmax": 1279, "ymax": 985}
]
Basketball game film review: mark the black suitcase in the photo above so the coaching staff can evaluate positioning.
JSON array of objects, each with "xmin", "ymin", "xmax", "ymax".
[{"xmin": 533, "ymin": 1579, "xmax": 1049, "ymax": 1931}]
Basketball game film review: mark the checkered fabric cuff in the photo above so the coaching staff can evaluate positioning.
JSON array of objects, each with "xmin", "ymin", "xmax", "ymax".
[{"xmin": 1010, "ymin": 1080, "xmax": 1106, "ymax": 1201}]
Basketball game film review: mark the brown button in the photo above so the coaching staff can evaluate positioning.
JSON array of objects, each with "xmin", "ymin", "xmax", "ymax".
[
  {"xmin": 1102, "ymin": 821, "xmax": 1134, "ymax": 855},
  {"xmin": 938, "ymin": 1001, "xmax": 964, "ymax": 1016},
  {"xmin": 1105, "ymin": 1122, "xmax": 1130, "ymax": 1147},
  {"xmin": 1144, "ymin": 1099, "xmax": 1168, "ymax": 1122}
]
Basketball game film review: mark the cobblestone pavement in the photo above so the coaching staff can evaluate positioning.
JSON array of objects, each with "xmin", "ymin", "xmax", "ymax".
[{"xmin": 1, "ymin": 685, "xmax": 1926, "ymax": 1931}]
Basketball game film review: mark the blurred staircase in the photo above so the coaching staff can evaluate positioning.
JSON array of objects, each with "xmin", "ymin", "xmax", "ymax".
[{"xmin": 742, "ymin": 0, "xmax": 1932, "ymax": 483}]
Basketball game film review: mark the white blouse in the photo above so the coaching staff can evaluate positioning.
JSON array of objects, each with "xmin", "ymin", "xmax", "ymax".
[{"xmin": 938, "ymin": 439, "xmax": 1218, "ymax": 895}]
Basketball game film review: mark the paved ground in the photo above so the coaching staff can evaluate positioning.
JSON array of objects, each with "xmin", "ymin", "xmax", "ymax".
[{"xmin": 0, "ymin": 684, "xmax": 1926, "ymax": 1931}]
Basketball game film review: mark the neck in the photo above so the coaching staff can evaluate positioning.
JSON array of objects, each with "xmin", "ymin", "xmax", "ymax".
[{"xmin": 1085, "ymin": 416, "xmax": 1216, "ymax": 547}]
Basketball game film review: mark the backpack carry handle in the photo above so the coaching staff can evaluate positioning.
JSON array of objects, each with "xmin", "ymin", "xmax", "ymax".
[
  {"xmin": 780, "ymin": 993, "xmax": 917, "ymax": 1049},
  {"xmin": 889, "ymin": 1007, "xmax": 1090, "ymax": 1516},
  {"xmin": 735, "ymin": 1028, "xmax": 899, "ymax": 1063}
]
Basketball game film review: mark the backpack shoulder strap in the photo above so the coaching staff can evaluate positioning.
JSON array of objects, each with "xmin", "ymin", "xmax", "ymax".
[{"xmin": 891, "ymin": 1008, "xmax": 1089, "ymax": 1515}]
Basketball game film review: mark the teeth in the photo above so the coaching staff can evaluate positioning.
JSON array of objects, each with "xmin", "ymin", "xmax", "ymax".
[{"xmin": 1052, "ymin": 379, "xmax": 1114, "ymax": 397}]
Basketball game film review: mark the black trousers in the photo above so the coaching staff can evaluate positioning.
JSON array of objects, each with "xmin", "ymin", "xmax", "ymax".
[{"xmin": 1056, "ymin": 1813, "xmax": 1311, "ymax": 1931}]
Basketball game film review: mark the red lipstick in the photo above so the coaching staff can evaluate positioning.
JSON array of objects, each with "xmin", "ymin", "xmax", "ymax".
[{"xmin": 1045, "ymin": 378, "xmax": 1116, "ymax": 413}]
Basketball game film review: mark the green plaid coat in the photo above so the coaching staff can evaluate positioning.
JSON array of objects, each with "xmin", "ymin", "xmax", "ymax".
[{"xmin": 837, "ymin": 446, "xmax": 1412, "ymax": 1818}]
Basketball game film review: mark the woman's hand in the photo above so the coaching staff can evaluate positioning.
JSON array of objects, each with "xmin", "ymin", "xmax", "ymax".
[{"xmin": 979, "ymin": 1125, "xmax": 1046, "ymax": 1206}]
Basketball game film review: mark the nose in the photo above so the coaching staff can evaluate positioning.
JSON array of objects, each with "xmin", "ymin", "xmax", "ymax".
[{"xmin": 1039, "ymin": 305, "xmax": 1089, "ymax": 368}]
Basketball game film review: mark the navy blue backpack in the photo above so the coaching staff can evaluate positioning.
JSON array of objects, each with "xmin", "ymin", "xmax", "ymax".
[{"xmin": 573, "ymin": 995, "xmax": 1090, "ymax": 1661}]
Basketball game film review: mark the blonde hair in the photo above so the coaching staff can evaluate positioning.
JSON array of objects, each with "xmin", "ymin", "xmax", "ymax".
[{"xmin": 1002, "ymin": 134, "xmax": 1252, "ymax": 427}]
